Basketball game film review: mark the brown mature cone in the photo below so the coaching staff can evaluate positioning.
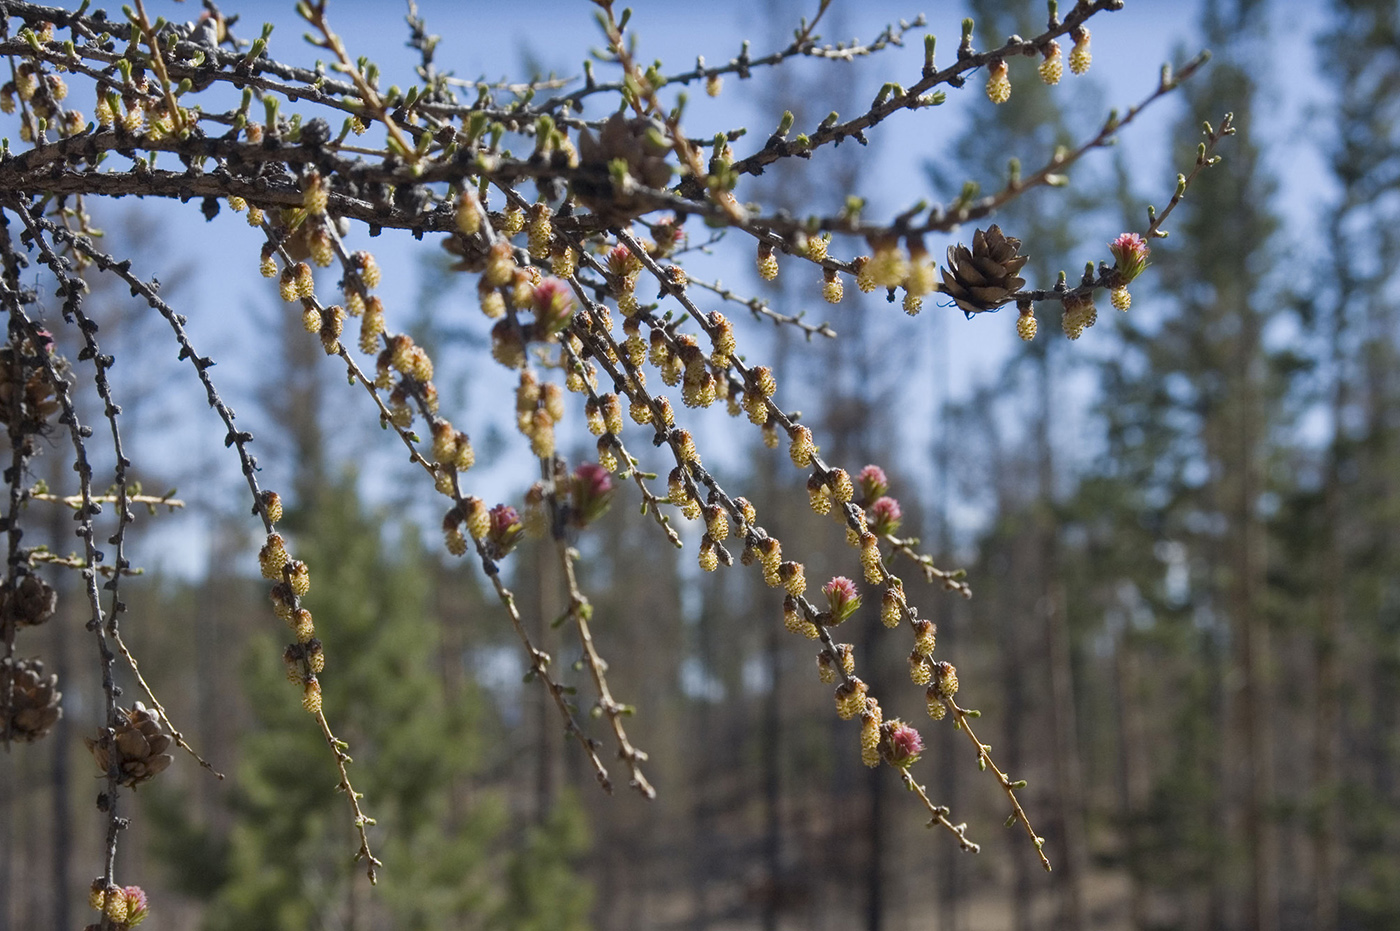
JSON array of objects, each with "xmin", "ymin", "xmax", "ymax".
[
  {"xmin": 0, "ymin": 335, "xmax": 63, "ymax": 431},
  {"xmin": 2, "ymin": 656, "xmax": 63, "ymax": 742},
  {"xmin": 940, "ymin": 224, "xmax": 1029, "ymax": 316},
  {"xmin": 84, "ymin": 702, "xmax": 174, "ymax": 788},
  {"xmin": 0, "ymin": 574, "xmax": 58, "ymax": 638},
  {"xmin": 441, "ymin": 230, "xmax": 490, "ymax": 273},
  {"xmin": 573, "ymin": 112, "xmax": 674, "ymax": 223}
]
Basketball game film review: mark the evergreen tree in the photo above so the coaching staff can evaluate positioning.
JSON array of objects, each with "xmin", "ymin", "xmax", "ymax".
[
  {"xmin": 935, "ymin": 2, "xmax": 1108, "ymax": 924},
  {"xmin": 154, "ymin": 471, "xmax": 592, "ymax": 931},
  {"xmin": 1293, "ymin": 2, "xmax": 1400, "ymax": 926},
  {"xmin": 1082, "ymin": 1, "xmax": 1287, "ymax": 925}
]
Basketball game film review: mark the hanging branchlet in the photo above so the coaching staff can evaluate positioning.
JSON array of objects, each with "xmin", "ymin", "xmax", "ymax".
[{"xmin": 0, "ymin": 0, "xmax": 1225, "ymax": 895}]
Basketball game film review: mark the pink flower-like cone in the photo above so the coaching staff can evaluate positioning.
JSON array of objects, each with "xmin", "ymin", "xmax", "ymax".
[
  {"xmin": 1108, "ymin": 233, "xmax": 1150, "ymax": 286},
  {"xmin": 571, "ymin": 462, "xmax": 615, "ymax": 528},
  {"xmin": 487, "ymin": 504, "xmax": 523, "ymax": 556},
  {"xmin": 822, "ymin": 576, "xmax": 861, "ymax": 624},
  {"xmin": 531, "ymin": 278, "xmax": 574, "ymax": 336},
  {"xmin": 883, "ymin": 720, "xmax": 924, "ymax": 768},
  {"xmin": 868, "ymin": 496, "xmax": 902, "ymax": 536},
  {"xmin": 122, "ymin": 886, "xmax": 150, "ymax": 926},
  {"xmin": 856, "ymin": 465, "xmax": 889, "ymax": 505}
]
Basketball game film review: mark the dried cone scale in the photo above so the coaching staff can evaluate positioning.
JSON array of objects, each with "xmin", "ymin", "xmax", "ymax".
[
  {"xmin": 0, "ymin": 574, "xmax": 57, "ymax": 637},
  {"xmin": 0, "ymin": 336, "xmax": 64, "ymax": 429},
  {"xmin": 84, "ymin": 702, "xmax": 174, "ymax": 787},
  {"xmin": 940, "ymin": 224, "xmax": 1029, "ymax": 315},
  {"xmin": 574, "ymin": 113, "xmax": 674, "ymax": 223},
  {"xmin": 1, "ymin": 656, "xmax": 62, "ymax": 742}
]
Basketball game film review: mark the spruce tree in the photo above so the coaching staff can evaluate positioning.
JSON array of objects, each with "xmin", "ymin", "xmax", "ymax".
[
  {"xmin": 936, "ymin": 1, "xmax": 1104, "ymax": 923},
  {"xmin": 1085, "ymin": 0, "xmax": 1285, "ymax": 925},
  {"xmin": 1296, "ymin": 2, "xmax": 1400, "ymax": 926},
  {"xmin": 155, "ymin": 472, "xmax": 591, "ymax": 931}
]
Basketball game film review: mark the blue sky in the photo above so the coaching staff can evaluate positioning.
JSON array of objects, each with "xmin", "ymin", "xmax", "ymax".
[{"xmin": 71, "ymin": 0, "xmax": 1332, "ymax": 575}]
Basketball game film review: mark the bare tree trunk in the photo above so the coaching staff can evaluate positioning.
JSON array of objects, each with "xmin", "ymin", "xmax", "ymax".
[
  {"xmin": 1000, "ymin": 582, "xmax": 1033, "ymax": 931},
  {"xmin": 1312, "ymin": 335, "xmax": 1346, "ymax": 931},
  {"xmin": 1313, "ymin": 491, "xmax": 1341, "ymax": 931},
  {"xmin": 1113, "ymin": 633, "xmax": 1149, "ymax": 930},
  {"xmin": 1043, "ymin": 586, "xmax": 1086, "ymax": 931},
  {"xmin": 689, "ymin": 690, "xmax": 714, "ymax": 931},
  {"xmin": 1236, "ymin": 367, "xmax": 1279, "ymax": 931},
  {"xmin": 931, "ymin": 295, "xmax": 962, "ymax": 931},
  {"xmin": 1034, "ymin": 336, "xmax": 1085, "ymax": 931},
  {"xmin": 1202, "ymin": 582, "xmax": 1229, "ymax": 931},
  {"xmin": 761, "ymin": 625, "xmax": 783, "ymax": 931},
  {"xmin": 860, "ymin": 613, "xmax": 887, "ymax": 931},
  {"xmin": 533, "ymin": 548, "xmax": 560, "ymax": 824}
]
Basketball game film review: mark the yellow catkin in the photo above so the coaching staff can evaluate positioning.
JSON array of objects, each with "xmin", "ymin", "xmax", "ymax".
[
  {"xmin": 784, "ymin": 598, "xmax": 804, "ymax": 635},
  {"xmin": 757, "ymin": 243, "xmax": 778, "ymax": 280},
  {"xmin": 931, "ymin": 660, "xmax": 959, "ymax": 699},
  {"xmin": 295, "ymin": 262, "xmax": 315, "ymax": 299},
  {"xmin": 302, "ymin": 678, "xmax": 323, "ymax": 714},
  {"xmin": 262, "ymin": 491, "xmax": 283, "ymax": 524},
  {"xmin": 830, "ymin": 469, "xmax": 853, "ymax": 502},
  {"xmin": 1017, "ymin": 308, "xmax": 1038, "ymax": 341},
  {"xmin": 789, "ymin": 425, "xmax": 816, "ymax": 467},
  {"xmin": 926, "ymin": 687, "xmax": 948, "ymax": 720},
  {"xmin": 854, "ymin": 256, "xmax": 877, "ymax": 292},
  {"xmin": 986, "ymin": 60, "xmax": 1010, "ymax": 104},
  {"xmin": 781, "ymin": 561, "xmax": 807, "ymax": 597},
  {"xmin": 1039, "ymin": 40, "xmax": 1063, "ymax": 85},
  {"xmin": 910, "ymin": 652, "xmax": 932, "ymax": 685},
  {"xmin": 835, "ymin": 679, "xmax": 868, "ymax": 720},
  {"xmin": 1070, "ymin": 28, "xmax": 1091, "ymax": 75},
  {"xmin": 881, "ymin": 587, "xmax": 903, "ymax": 628},
  {"xmin": 259, "ymin": 533, "xmax": 288, "ymax": 580},
  {"xmin": 354, "ymin": 251, "xmax": 381, "ymax": 289},
  {"xmin": 913, "ymin": 619, "xmax": 936, "ymax": 657},
  {"xmin": 527, "ymin": 204, "xmax": 553, "ymax": 260},
  {"xmin": 860, "ymin": 533, "xmax": 882, "ymax": 584},
  {"xmin": 698, "ymin": 537, "xmax": 719, "ymax": 572},
  {"xmin": 456, "ymin": 192, "xmax": 481, "ymax": 235},
  {"xmin": 823, "ymin": 272, "xmax": 844, "ymax": 303}
]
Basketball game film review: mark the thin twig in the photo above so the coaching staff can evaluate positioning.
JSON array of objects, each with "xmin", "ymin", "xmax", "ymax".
[
  {"xmin": 110, "ymin": 630, "xmax": 224, "ymax": 778},
  {"xmin": 948, "ymin": 699, "xmax": 1051, "ymax": 872},
  {"xmin": 558, "ymin": 543, "xmax": 654, "ymax": 798}
]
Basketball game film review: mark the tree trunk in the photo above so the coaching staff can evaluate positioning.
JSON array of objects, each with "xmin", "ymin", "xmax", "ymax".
[
  {"xmin": 1035, "ymin": 329, "xmax": 1085, "ymax": 931},
  {"xmin": 533, "ymin": 546, "xmax": 560, "ymax": 824},
  {"xmin": 1313, "ymin": 480, "xmax": 1341, "ymax": 931},
  {"xmin": 861, "ymin": 611, "xmax": 887, "ymax": 931},
  {"xmin": 1043, "ymin": 586, "xmax": 1086, "ymax": 931},
  {"xmin": 999, "ymin": 574, "xmax": 1033, "ymax": 931},
  {"xmin": 761, "ymin": 625, "xmax": 783, "ymax": 931},
  {"xmin": 1235, "ymin": 353, "xmax": 1279, "ymax": 931},
  {"xmin": 1113, "ymin": 632, "xmax": 1149, "ymax": 929},
  {"xmin": 1312, "ymin": 323, "xmax": 1346, "ymax": 931}
]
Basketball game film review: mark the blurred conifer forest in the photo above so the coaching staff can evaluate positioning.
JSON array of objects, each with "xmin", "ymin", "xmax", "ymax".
[{"xmin": 1, "ymin": 0, "xmax": 1398, "ymax": 930}]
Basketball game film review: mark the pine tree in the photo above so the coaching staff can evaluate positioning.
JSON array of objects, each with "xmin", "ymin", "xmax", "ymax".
[
  {"xmin": 1293, "ymin": 2, "xmax": 1400, "ymax": 926},
  {"xmin": 1082, "ymin": 1, "xmax": 1286, "ymax": 925},
  {"xmin": 151, "ymin": 472, "xmax": 592, "ymax": 931},
  {"xmin": 935, "ymin": 1, "xmax": 1107, "ymax": 924}
]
